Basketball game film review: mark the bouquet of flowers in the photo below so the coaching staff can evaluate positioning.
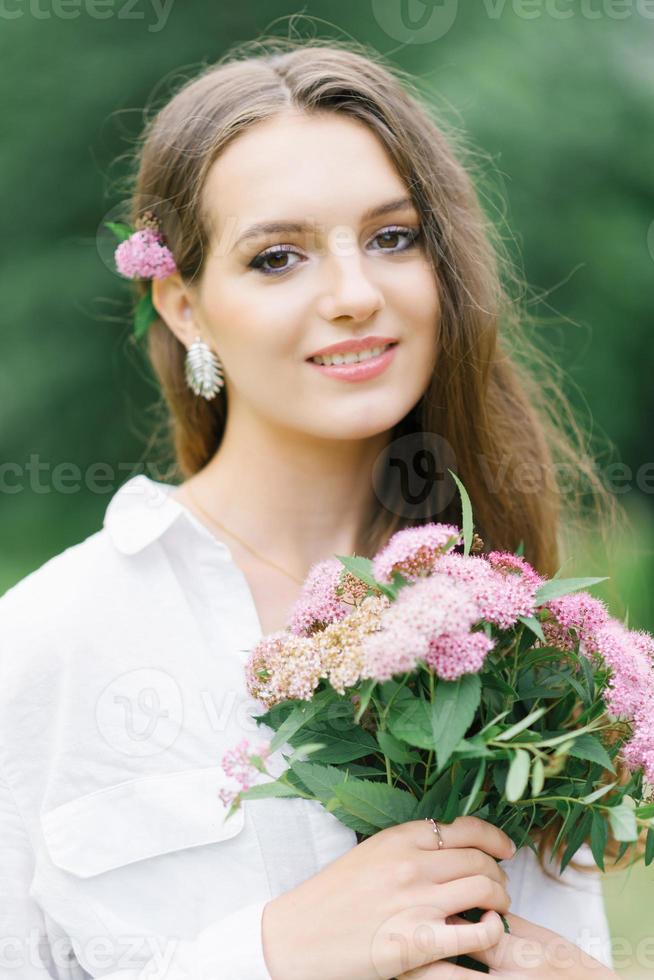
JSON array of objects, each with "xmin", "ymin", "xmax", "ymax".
[{"xmin": 218, "ymin": 473, "xmax": 654, "ymax": 971}]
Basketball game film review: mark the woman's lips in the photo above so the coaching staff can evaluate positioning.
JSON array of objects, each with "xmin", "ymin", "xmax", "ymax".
[{"xmin": 306, "ymin": 343, "xmax": 398, "ymax": 382}]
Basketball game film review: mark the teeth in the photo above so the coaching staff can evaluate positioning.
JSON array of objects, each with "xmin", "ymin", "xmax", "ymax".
[{"xmin": 311, "ymin": 344, "xmax": 392, "ymax": 366}]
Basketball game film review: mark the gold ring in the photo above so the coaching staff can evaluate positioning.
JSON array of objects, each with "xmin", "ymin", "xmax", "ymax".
[{"xmin": 425, "ymin": 816, "xmax": 445, "ymax": 848}]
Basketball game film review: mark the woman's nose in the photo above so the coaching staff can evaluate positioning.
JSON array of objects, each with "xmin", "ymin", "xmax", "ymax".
[{"xmin": 319, "ymin": 248, "xmax": 385, "ymax": 323}]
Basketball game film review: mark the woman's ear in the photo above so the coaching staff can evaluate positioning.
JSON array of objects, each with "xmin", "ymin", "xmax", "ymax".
[{"xmin": 151, "ymin": 273, "xmax": 198, "ymax": 348}]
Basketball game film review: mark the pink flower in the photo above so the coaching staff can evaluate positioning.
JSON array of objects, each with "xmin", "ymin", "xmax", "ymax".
[
  {"xmin": 432, "ymin": 553, "xmax": 538, "ymax": 630},
  {"xmin": 542, "ymin": 591, "xmax": 611, "ymax": 653},
  {"xmin": 218, "ymin": 737, "xmax": 272, "ymax": 807},
  {"xmin": 245, "ymin": 630, "xmax": 324, "ymax": 707},
  {"xmin": 622, "ymin": 718, "xmax": 654, "ymax": 784},
  {"xmin": 424, "ymin": 629, "xmax": 495, "ymax": 681},
  {"xmin": 543, "ymin": 596, "xmax": 654, "ymax": 782},
  {"xmin": 486, "ymin": 551, "xmax": 545, "ymax": 591},
  {"xmin": 287, "ymin": 558, "xmax": 353, "ymax": 637},
  {"xmin": 115, "ymin": 228, "xmax": 177, "ymax": 279},
  {"xmin": 360, "ymin": 572, "xmax": 488, "ymax": 681},
  {"xmin": 372, "ymin": 523, "xmax": 462, "ymax": 584},
  {"xmin": 596, "ymin": 620, "xmax": 654, "ymax": 721}
]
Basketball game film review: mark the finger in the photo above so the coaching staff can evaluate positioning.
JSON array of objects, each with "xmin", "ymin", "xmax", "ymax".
[
  {"xmin": 423, "ymin": 846, "xmax": 509, "ymax": 886},
  {"xmin": 438, "ymin": 910, "xmax": 506, "ymax": 958},
  {"xmin": 407, "ymin": 908, "xmax": 505, "ymax": 962},
  {"xmin": 448, "ymin": 913, "xmax": 542, "ymax": 972},
  {"xmin": 446, "ymin": 914, "xmax": 509, "ymax": 971},
  {"xmin": 435, "ymin": 874, "xmax": 511, "ymax": 918},
  {"xmin": 414, "ymin": 815, "xmax": 515, "ymax": 861}
]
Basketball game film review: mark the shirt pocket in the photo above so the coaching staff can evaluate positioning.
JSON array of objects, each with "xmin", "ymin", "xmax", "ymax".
[
  {"xmin": 36, "ymin": 767, "xmax": 256, "ymax": 973},
  {"xmin": 40, "ymin": 765, "xmax": 245, "ymax": 879}
]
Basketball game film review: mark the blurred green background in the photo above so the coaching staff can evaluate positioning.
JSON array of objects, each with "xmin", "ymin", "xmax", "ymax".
[{"xmin": 1, "ymin": 2, "xmax": 652, "ymax": 975}]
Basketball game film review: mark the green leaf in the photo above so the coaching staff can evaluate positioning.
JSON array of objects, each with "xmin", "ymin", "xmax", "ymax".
[
  {"xmin": 377, "ymin": 730, "xmax": 419, "ymax": 764},
  {"xmin": 239, "ymin": 780, "xmax": 302, "ymax": 801},
  {"xmin": 387, "ymin": 696, "xmax": 433, "ymax": 750},
  {"xmin": 551, "ymin": 802, "xmax": 578, "ymax": 855},
  {"xmin": 440, "ymin": 765, "xmax": 467, "ymax": 823},
  {"xmin": 553, "ymin": 738, "xmax": 577, "ymax": 758},
  {"xmin": 448, "ymin": 469, "xmax": 473, "ymax": 556},
  {"xmin": 450, "ymin": 735, "xmax": 494, "ymax": 760},
  {"xmin": 336, "ymin": 555, "xmax": 395, "ymax": 599},
  {"xmin": 290, "ymin": 719, "xmax": 378, "ymax": 763},
  {"xmin": 283, "ymin": 743, "xmax": 327, "ymax": 763},
  {"xmin": 462, "ymin": 760, "xmax": 487, "ymax": 816},
  {"xmin": 353, "ymin": 679, "xmax": 376, "ymax": 723},
  {"xmin": 345, "ymin": 763, "xmax": 386, "ymax": 779},
  {"xmin": 578, "ymin": 656, "xmax": 596, "ymax": 703},
  {"xmin": 430, "ymin": 674, "xmax": 482, "ymax": 771},
  {"xmin": 289, "ymin": 761, "xmax": 351, "ymax": 802},
  {"xmin": 530, "ymin": 757, "xmax": 545, "ymax": 797},
  {"xmin": 505, "ymin": 749, "xmax": 531, "ymax": 802},
  {"xmin": 332, "ymin": 778, "xmax": 419, "ymax": 831},
  {"xmin": 548, "ymin": 668, "xmax": 592, "ymax": 708},
  {"xmin": 566, "ymin": 733, "xmax": 616, "ymax": 773},
  {"xmin": 482, "ymin": 673, "xmax": 520, "ymax": 699},
  {"xmin": 608, "ymin": 800, "xmax": 638, "ymax": 842},
  {"xmin": 560, "ymin": 810, "xmax": 593, "ymax": 873},
  {"xmin": 645, "ymin": 828, "xmax": 654, "ymax": 867},
  {"xmin": 590, "ymin": 810, "xmax": 608, "ymax": 871},
  {"xmin": 518, "ymin": 615, "xmax": 546, "ymax": 643},
  {"xmin": 269, "ymin": 693, "xmax": 331, "ymax": 753},
  {"xmin": 494, "ymin": 707, "xmax": 547, "ymax": 742},
  {"xmin": 581, "ymin": 781, "xmax": 617, "ymax": 805},
  {"xmin": 104, "ymin": 220, "xmax": 133, "ymax": 241},
  {"xmin": 414, "ymin": 770, "xmax": 453, "ymax": 819},
  {"xmin": 134, "ymin": 291, "xmax": 157, "ymax": 340},
  {"xmin": 534, "ymin": 577, "xmax": 609, "ymax": 604}
]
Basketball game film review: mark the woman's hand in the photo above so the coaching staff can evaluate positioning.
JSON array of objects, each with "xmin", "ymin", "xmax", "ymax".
[
  {"xmin": 397, "ymin": 911, "xmax": 618, "ymax": 978},
  {"xmin": 261, "ymin": 815, "xmax": 515, "ymax": 980}
]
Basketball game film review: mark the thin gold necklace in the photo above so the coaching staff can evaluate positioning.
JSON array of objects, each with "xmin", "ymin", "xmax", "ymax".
[{"xmin": 182, "ymin": 484, "xmax": 305, "ymax": 586}]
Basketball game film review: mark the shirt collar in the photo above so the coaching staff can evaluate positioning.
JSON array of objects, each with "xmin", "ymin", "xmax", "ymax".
[{"xmin": 103, "ymin": 474, "xmax": 229, "ymax": 557}]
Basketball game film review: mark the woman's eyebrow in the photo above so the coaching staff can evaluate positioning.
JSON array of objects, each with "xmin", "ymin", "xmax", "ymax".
[{"xmin": 232, "ymin": 196, "xmax": 416, "ymax": 250}]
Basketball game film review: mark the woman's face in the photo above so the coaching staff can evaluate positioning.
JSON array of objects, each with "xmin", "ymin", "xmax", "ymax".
[{"xmin": 184, "ymin": 110, "xmax": 440, "ymax": 440}]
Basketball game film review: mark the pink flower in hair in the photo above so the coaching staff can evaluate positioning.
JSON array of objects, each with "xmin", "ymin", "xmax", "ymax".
[{"xmin": 115, "ymin": 228, "xmax": 177, "ymax": 279}]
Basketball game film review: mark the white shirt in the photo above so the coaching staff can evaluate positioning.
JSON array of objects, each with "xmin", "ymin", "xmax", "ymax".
[{"xmin": 0, "ymin": 474, "xmax": 614, "ymax": 978}]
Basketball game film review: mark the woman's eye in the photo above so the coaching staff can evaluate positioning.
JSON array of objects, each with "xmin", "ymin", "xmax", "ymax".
[
  {"xmin": 369, "ymin": 225, "xmax": 421, "ymax": 252},
  {"xmin": 248, "ymin": 244, "xmax": 302, "ymax": 276},
  {"xmin": 248, "ymin": 225, "xmax": 421, "ymax": 277}
]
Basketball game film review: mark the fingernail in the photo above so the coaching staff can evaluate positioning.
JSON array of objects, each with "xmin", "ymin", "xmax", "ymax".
[{"xmin": 510, "ymin": 840, "xmax": 516, "ymax": 855}]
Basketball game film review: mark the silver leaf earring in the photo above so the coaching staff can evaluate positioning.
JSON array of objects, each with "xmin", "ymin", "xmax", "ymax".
[{"xmin": 184, "ymin": 335, "xmax": 225, "ymax": 400}]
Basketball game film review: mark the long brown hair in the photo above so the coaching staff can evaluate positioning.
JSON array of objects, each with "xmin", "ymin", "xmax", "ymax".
[{"xmin": 118, "ymin": 35, "xmax": 643, "ymax": 875}]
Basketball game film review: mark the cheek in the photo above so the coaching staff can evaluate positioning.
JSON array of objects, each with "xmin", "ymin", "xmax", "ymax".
[
  {"xmin": 202, "ymin": 276, "xmax": 304, "ymax": 359},
  {"xmin": 395, "ymin": 263, "xmax": 441, "ymax": 339}
]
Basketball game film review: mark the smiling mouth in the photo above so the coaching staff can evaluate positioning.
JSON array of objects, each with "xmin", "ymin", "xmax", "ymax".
[{"xmin": 308, "ymin": 342, "xmax": 397, "ymax": 366}]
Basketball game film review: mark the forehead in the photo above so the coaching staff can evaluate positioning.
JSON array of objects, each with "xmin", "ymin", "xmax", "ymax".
[{"xmin": 200, "ymin": 110, "xmax": 411, "ymax": 236}]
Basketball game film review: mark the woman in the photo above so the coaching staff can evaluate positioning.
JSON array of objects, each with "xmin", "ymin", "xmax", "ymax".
[{"xmin": 0, "ymin": 38, "xmax": 626, "ymax": 978}]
